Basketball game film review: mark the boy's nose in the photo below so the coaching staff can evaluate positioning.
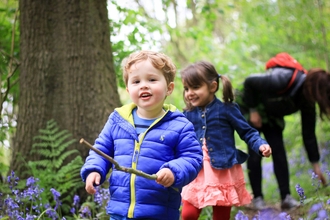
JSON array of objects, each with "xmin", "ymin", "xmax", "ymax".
[{"xmin": 140, "ymin": 82, "xmax": 148, "ymax": 89}]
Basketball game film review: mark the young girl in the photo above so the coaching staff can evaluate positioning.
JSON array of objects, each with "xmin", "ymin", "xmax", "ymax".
[
  {"xmin": 81, "ymin": 51, "xmax": 203, "ymax": 220},
  {"xmin": 180, "ymin": 61, "xmax": 272, "ymax": 220}
]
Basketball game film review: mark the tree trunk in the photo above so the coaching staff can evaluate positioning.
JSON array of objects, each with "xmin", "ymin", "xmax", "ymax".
[{"xmin": 12, "ymin": 0, "xmax": 120, "ymax": 189}]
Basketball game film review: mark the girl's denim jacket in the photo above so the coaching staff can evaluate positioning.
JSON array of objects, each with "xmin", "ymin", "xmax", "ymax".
[{"xmin": 183, "ymin": 97, "xmax": 267, "ymax": 169}]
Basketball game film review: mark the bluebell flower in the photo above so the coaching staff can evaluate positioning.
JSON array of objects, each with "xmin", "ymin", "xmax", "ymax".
[
  {"xmin": 45, "ymin": 208, "xmax": 58, "ymax": 220},
  {"xmin": 26, "ymin": 177, "xmax": 36, "ymax": 187},
  {"xmin": 234, "ymin": 210, "xmax": 249, "ymax": 220},
  {"xmin": 50, "ymin": 188, "xmax": 61, "ymax": 210},
  {"xmin": 70, "ymin": 207, "xmax": 75, "ymax": 214},
  {"xmin": 295, "ymin": 184, "xmax": 306, "ymax": 204},
  {"xmin": 73, "ymin": 194, "xmax": 80, "ymax": 206},
  {"xmin": 278, "ymin": 212, "xmax": 291, "ymax": 219},
  {"xmin": 317, "ymin": 209, "xmax": 328, "ymax": 218},
  {"xmin": 309, "ymin": 202, "xmax": 323, "ymax": 215},
  {"xmin": 311, "ymin": 172, "xmax": 321, "ymax": 190},
  {"xmin": 80, "ymin": 205, "xmax": 92, "ymax": 218},
  {"xmin": 26, "ymin": 214, "xmax": 37, "ymax": 220}
]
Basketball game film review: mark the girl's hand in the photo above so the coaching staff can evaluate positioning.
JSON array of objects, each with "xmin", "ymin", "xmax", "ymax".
[
  {"xmin": 259, "ymin": 144, "xmax": 272, "ymax": 157},
  {"xmin": 155, "ymin": 168, "xmax": 175, "ymax": 187},
  {"xmin": 85, "ymin": 172, "xmax": 101, "ymax": 194}
]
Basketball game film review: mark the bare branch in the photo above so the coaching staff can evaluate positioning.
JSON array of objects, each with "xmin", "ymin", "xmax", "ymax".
[{"xmin": 80, "ymin": 138, "xmax": 158, "ymax": 180}]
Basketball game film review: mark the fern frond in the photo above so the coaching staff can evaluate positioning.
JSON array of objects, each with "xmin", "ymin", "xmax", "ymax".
[
  {"xmin": 51, "ymin": 149, "xmax": 79, "ymax": 168},
  {"xmin": 52, "ymin": 131, "xmax": 72, "ymax": 143},
  {"xmin": 51, "ymin": 139, "xmax": 77, "ymax": 155},
  {"xmin": 28, "ymin": 119, "xmax": 85, "ymax": 212}
]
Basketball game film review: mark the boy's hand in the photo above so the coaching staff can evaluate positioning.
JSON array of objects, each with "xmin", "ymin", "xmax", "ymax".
[
  {"xmin": 259, "ymin": 144, "xmax": 272, "ymax": 157},
  {"xmin": 85, "ymin": 172, "xmax": 101, "ymax": 194},
  {"xmin": 156, "ymin": 168, "xmax": 174, "ymax": 187}
]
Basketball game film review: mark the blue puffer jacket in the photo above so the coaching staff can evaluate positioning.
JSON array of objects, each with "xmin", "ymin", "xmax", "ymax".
[{"xmin": 81, "ymin": 103, "xmax": 203, "ymax": 220}]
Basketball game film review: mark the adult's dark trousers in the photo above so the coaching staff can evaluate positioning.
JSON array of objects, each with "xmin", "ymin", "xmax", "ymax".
[{"xmin": 247, "ymin": 122, "xmax": 291, "ymax": 201}]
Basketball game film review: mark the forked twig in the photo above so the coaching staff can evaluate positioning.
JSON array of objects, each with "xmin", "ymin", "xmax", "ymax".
[{"xmin": 80, "ymin": 138, "xmax": 157, "ymax": 180}]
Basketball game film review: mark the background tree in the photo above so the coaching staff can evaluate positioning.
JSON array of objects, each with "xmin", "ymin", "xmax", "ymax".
[{"xmin": 10, "ymin": 0, "xmax": 121, "ymax": 191}]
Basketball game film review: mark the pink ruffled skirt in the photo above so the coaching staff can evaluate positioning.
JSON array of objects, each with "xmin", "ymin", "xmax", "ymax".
[{"xmin": 181, "ymin": 143, "xmax": 252, "ymax": 209}]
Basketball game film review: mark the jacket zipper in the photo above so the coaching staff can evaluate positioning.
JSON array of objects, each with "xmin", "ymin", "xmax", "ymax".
[{"xmin": 127, "ymin": 111, "xmax": 167, "ymax": 218}]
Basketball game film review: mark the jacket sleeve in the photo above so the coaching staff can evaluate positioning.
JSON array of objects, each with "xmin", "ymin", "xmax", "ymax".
[
  {"xmin": 227, "ymin": 103, "xmax": 268, "ymax": 155},
  {"xmin": 300, "ymin": 101, "xmax": 320, "ymax": 163},
  {"xmin": 80, "ymin": 115, "xmax": 114, "ymax": 184},
  {"xmin": 160, "ymin": 120, "xmax": 203, "ymax": 188},
  {"xmin": 243, "ymin": 68, "xmax": 293, "ymax": 108}
]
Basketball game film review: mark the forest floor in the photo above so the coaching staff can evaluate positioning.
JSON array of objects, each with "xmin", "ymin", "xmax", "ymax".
[{"xmin": 237, "ymin": 203, "xmax": 305, "ymax": 219}]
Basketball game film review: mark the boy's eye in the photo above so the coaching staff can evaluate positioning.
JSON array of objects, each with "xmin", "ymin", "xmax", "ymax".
[
  {"xmin": 149, "ymin": 78, "xmax": 156, "ymax": 82},
  {"xmin": 133, "ymin": 80, "xmax": 140, "ymax": 84}
]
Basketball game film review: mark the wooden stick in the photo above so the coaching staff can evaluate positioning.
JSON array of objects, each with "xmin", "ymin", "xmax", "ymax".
[{"xmin": 80, "ymin": 138, "xmax": 157, "ymax": 180}]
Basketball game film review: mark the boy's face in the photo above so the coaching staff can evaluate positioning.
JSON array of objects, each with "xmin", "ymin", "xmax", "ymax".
[{"xmin": 126, "ymin": 60, "xmax": 174, "ymax": 118}]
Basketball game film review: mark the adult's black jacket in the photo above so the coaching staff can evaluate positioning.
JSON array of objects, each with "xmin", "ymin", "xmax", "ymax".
[{"xmin": 237, "ymin": 67, "xmax": 319, "ymax": 163}]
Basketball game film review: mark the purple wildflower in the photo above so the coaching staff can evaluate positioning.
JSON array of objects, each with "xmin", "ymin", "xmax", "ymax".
[
  {"xmin": 50, "ymin": 188, "xmax": 61, "ymax": 210},
  {"xmin": 311, "ymin": 172, "xmax": 321, "ymax": 190},
  {"xmin": 45, "ymin": 208, "xmax": 58, "ymax": 220},
  {"xmin": 234, "ymin": 210, "xmax": 249, "ymax": 220},
  {"xmin": 317, "ymin": 209, "xmax": 328, "ymax": 219},
  {"xmin": 278, "ymin": 212, "xmax": 291, "ymax": 219},
  {"xmin": 70, "ymin": 207, "xmax": 76, "ymax": 214},
  {"xmin": 80, "ymin": 205, "xmax": 92, "ymax": 219},
  {"xmin": 7, "ymin": 171, "xmax": 19, "ymax": 190},
  {"xmin": 309, "ymin": 202, "xmax": 323, "ymax": 215},
  {"xmin": 94, "ymin": 186, "xmax": 110, "ymax": 207},
  {"xmin": 295, "ymin": 184, "xmax": 306, "ymax": 204},
  {"xmin": 26, "ymin": 214, "xmax": 37, "ymax": 220},
  {"xmin": 70, "ymin": 194, "xmax": 80, "ymax": 214},
  {"xmin": 73, "ymin": 195, "xmax": 80, "ymax": 206}
]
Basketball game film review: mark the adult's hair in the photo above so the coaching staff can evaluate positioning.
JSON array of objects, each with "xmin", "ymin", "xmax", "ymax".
[
  {"xmin": 303, "ymin": 68, "xmax": 330, "ymax": 119},
  {"xmin": 121, "ymin": 50, "xmax": 176, "ymax": 86},
  {"xmin": 180, "ymin": 61, "xmax": 234, "ymax": 111}
]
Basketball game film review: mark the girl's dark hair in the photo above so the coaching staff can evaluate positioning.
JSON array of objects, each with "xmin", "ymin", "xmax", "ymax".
[
  {"xmin": 303, "ymin": 68, "xmax": 330, "ymax": 120},
  {"xmin": 181, "ymin": 61, "xmax": 234, "ymax": 110}
]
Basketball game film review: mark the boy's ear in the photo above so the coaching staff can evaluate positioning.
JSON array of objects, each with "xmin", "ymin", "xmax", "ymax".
[
  {"xmin": 210, "ymin": 81, "xmax": 217, "ymax": 93},
  {"xmin": 167, "ymin": 82, "xmax": 175, "ymax": 96}
]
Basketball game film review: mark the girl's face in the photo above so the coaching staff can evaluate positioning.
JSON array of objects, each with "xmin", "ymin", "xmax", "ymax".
[
  {"xmin": 183, "ymin": 81, "xmax": 216, "ymax": 108},
  {"xmin": 126, "ymin": 60, "xmax": 174, "ymax": 118}
]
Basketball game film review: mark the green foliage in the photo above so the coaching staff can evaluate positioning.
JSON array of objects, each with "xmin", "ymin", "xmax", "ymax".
[
  {"xmin": 27, "ymin": 119, "xmax": 84, "ymax": 213},
  {"xmin": 0, "ymin": 0, "xmax": 20, "ymax": 108},
  {"xmin": 109, "ymin": 0, "xmax": 164, "ymax": 88},
  {"xmin": 0, "ymin": 151, "xmax": 9, "ymax": 181},
  {"xmin": 0, "ymin": 0, "xmax": 19, "ymax": 177}
]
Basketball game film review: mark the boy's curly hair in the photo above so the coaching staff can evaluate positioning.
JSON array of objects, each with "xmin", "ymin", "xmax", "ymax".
[{"xmin": 122, "ymin": 50, "xmax": 176, "ymax": 86}]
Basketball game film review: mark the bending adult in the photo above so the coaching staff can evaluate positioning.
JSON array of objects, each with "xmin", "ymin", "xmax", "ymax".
[{"xmin": 236, "ymin": 65, "xmax": 330, "ymax": 210}]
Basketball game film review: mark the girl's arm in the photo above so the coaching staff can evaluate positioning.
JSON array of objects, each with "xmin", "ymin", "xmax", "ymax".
[{"xmin": 228, "ymin": 103, "xmax": 268, "ymax": 155}]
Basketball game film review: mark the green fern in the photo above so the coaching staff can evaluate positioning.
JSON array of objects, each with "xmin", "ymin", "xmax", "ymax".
[{"xmin": 27, "ymin": 119, "xmax": 84, "ymax": 213}]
